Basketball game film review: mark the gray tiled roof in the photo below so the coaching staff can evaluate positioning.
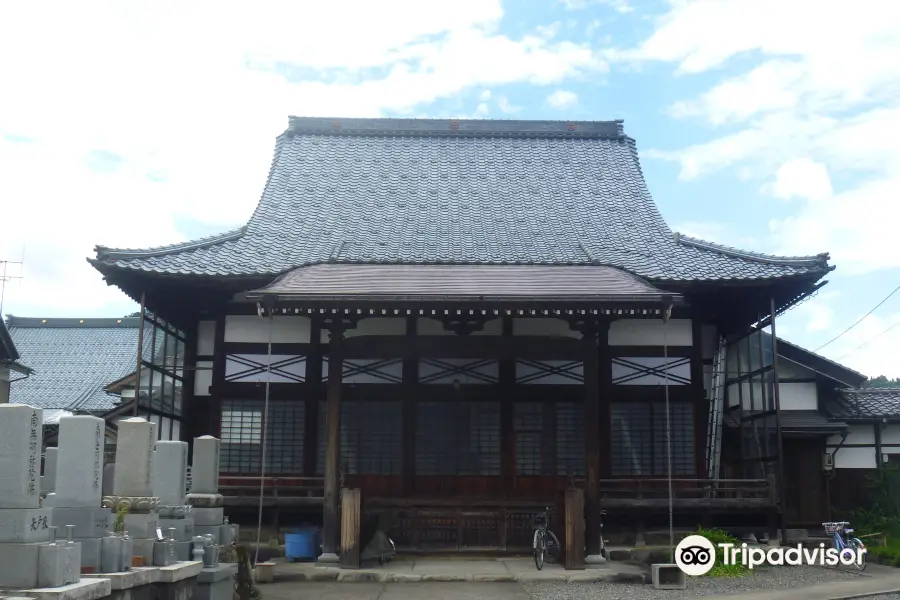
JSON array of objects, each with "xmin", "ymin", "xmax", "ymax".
[
  {"xmin": 248, "ymin": 264, "xmax": 682, "ymax": 302},
  {"xmin": 829, "ymin": 388, "xmax": 900, "ymax": 419},
  {"xmin": 6, "ymin": 317, "xmax": 143, "ymax": 413},
  {"xmin": 90, "ymin": 117, "xmax": 833, "ymax": 283}
]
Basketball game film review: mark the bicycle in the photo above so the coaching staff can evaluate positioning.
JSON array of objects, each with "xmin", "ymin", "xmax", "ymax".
[
  {"xmin": 532, "ymin": 507, "xmax": 561, "ymax": 570},
  {"xmin": 823, "ymin": 521, "xmax": 867, "ymax": 571}
]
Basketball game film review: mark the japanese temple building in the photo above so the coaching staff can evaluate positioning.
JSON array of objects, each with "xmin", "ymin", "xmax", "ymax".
[{"xmin": 89, "ymin": 117, "xmax": 836, "ymax": 554}]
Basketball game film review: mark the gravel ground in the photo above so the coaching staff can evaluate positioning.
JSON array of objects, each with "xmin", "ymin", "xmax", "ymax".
[
  {"xmin": 851, "ymin": 596, "xmax": 900, "ymax": 600},
  {"xmin": 522, "ymin": 565, "xmax": 867, "ymax": 600}
]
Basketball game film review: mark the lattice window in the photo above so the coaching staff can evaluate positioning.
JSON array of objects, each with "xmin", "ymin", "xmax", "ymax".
[
  {"xmin": 220, "ymin": 400, "xmax": 262, "ymax": 474},
  {"xmin": 220, "ymin": 399, "xmax": 305, "ymax": 474},
  {"xmin": 611, "ymin": 402, "xmax": 694, "ymax": 476},
  {"xmin": 515, "ymin": 403, "xmax": 544, "ymax": 475},
  {"xmin": 611, "ymin": 356, "xmax": 691, "ymax": 386},
  {"xmin": 266, "ymin": 401, "xmax": 305, "ymax": 475},
  {"xmin": 416, "ymin": 402, "xmax": 501, "ymax": 475},
  {"xmin": 316, "ymin": 400, "xmax": 402, "ymax": 475},
  {"xmin": 556, "ymin": 402, "xmax": 584, "ymax": 476}
]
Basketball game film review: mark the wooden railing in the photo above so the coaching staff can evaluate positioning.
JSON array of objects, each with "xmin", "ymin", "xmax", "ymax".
[
  {"xmin": 571, "ymin": 477, "xmax": 777, "ymax": 510},
  {"xmin": 218, "ymin": 476, "xmax": 325, "ymax": 507}
]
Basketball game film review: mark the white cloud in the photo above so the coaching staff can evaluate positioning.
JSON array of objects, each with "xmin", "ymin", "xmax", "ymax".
[
  {"xmin": 559, "ymin": 0, "xmax": 633, "ymax": 13},
  {"xmin": 770, "ymin": 158, "xmax": 833, "ymax": 202},
  {"xmin": 546, "ymin": 89, "xmax": 580, "ymax": 109},
  {"xmin": 0, "ymin": 1, "xmax": 607, "ymax": 318},
  {"xmin": 625, "ymin": 0, "xmax": 900, "ymax": 275}
]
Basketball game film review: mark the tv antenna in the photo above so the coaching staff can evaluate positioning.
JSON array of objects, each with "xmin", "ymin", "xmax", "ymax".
[{"xmin": 0, "ymin": 246, "xmax": 25, "ymax": 316}]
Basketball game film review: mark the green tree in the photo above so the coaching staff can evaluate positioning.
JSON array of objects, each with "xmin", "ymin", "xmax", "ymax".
[{"xmin": 864, "ymin": 376, "xmax": 900, "ymax": 389}]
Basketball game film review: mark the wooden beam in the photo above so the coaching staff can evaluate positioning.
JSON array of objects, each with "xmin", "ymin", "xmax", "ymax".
[{"xmin": 341, "ymin": 335, "xmax": 582, "ymax": 360}]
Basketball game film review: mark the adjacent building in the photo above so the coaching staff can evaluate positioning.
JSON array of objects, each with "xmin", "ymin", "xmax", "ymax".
[{"xmin": 0, "ymin": 317, "xmax": 31, "ymax": 403}]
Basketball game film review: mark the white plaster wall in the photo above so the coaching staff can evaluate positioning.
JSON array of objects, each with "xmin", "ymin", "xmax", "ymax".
[
  {"xmin": 880, "ymin": 425, "xmax": 900, "ymax": 448},
  {"xmin": 779, "ymin": 382, "xmax": 818, "ymax": 411},
  {"xmin": 194, "ymin": 360, "xmax": 213, "ymax": 396},
  {"xmin": 344, "ymin": 318, "xmax": 406, "ymax": 339},
  {"xmin": 828, "ymin": 426, "xmax": 876, "ymax": 447},
  {"xmin": 516, "ymin": 360, "xmax": 583, "ymax": 385},
  {"xmin": 224, "ymin": 315, "xmax": 311, "ymax": 343},
  {"xmin": 197, "ymin": 320, "xmax": 216, "ymax": 356},
  {"xmin": 833, "ymin": 447, "xmax": 877, "ymax": 469},
  {"xmin": 608, "ymin": 319, "xmax": 692, "ymax": 346},
  {"xmin": 512, "ymin": 318, "xmax": 580, "ymax": 338},
  {"xmin": 612, "ymin": 356, "xmax": 691, "ymax": 386}
]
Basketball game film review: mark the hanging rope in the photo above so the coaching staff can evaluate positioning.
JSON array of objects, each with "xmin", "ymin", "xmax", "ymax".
[
  {"xmin": 253, "ymin": 308, "xmax": 274, "ymax": 566},
  {"xmin": 663, "ymin": 307, "xmax": 675, "ymax": 559}
]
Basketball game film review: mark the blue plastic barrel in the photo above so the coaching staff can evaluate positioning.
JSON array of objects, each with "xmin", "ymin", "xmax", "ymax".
[{"xmin": 285, "ymin": 528, "xmax": 318, "ymax": 561}]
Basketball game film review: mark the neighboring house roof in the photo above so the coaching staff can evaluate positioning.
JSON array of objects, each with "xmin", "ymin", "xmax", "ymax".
[
  {"xmin": 89, "ymin": 117, "xmax": 833, "ymax": 285},
  {"xmin": 766, "ymin": 332, "xmax": 867, "ymax": 388},
  {"xmin": 0, "ymin": 318, "xmax": 31, "ymax": 375},
  {"xmin": 726, "ymin": 410, "xmax": 848, "ymax": 434},
  {"xmin": 6, "ymin": 317, "xmax": 143, "ymax": 415},
  {"xmin": 828, "ymin": 388, "xmax": 900, "ymax": 420}
]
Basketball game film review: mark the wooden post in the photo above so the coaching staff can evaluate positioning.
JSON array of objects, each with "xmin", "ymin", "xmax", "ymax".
[
  {"xmin": 321, "ymin": 323, "xmax": 345, "ymax": 561},
  {"xmin": 500, "ymin": 316, "xmax": 515, "ymax": 498},
  {"xmin": 340, "ymin": 488, "xmax": 362, "ymax": 569},
  {"xmin": 582, "ymin": 323, "xmax": 602, "ymax": 558},
  {"xmin": 565, "ymin": 488, "xmax": 585, "ymax": 570},
  {"xmin": 401, "ymin": 316, "xmax": 417, "ymax": 497}
]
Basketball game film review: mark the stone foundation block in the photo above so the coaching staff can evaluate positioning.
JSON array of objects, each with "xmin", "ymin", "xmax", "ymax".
[
  {"xmin": 191, "ymin": 508, "xmax": 223, "ymax": 527},
  {"xmin": 0, "ymin": 508, "xmax": 53, "ymax": 543},
  {"xmin": 0, "ymin": 542, "xmax": 42, "ymax": 588},
  {"xmin": 122, "ymin": 513, "xmax": 160, "ymax": 539},
  {"xmin": 38, "ymin": 542, "xmax": 81, "ymax": 587},
  {"xmin": 159, "ymin": 518, "xmax": 194, "ymax": 542},
  {"xmin": 75, "ymin": 537, "xmax": 102, "ymax": 572},
  {"xmin": 651, "ymin": 564, "xmax": 686, "ymax": 590},
  {"xmin": 51, "ymin": 507, "xmax": 112, "ymax": 539}
]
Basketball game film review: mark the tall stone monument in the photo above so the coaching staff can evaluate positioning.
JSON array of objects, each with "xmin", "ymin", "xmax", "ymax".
[
  {"xmin": 188, "ymin": 436, "xmax": 238, "ymax": 545},
  {"xmin": 0, "ymin": 404, "xmax": 81, "ymax": 589},
  {"xmin": 103, "ymin": 417, "xmax": 159, "ymax": 565},
  {"xmin": 50, "ymin": 415, "xmax": 114, "ymax": 573},
  {"xmin": 152, "ymin": 441, "xmax": 194, "ymax": 560}
]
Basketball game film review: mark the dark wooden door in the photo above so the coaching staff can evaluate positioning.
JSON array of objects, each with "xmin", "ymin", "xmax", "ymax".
[{"xmin": 783, "ymin": 438, "xmax": 827, "ymax": 526}]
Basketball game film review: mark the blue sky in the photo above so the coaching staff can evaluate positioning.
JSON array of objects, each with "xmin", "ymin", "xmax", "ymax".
[{"xmin": 1, "ymin": 0, "xmax": 898, "ymax": 377}]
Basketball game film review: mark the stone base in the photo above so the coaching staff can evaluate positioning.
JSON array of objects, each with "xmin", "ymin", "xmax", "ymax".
[
  {"xmin": 131, "ymin": 539, "xmax": 156, "ymax": 566},
  {"xmin": 651, "ymin": 564, "xmax": 686, "ymax": 590},
  {"xmin": 0, "ymin": 509, "xmax": 53, "ymax": 544},
  {"xmin": 184, "ymin": 495, "xmax": 223, "ymax": 509},
  {"xmin": 152, "ymin": 542, "xmax": 177, "ymax": 567},
  {"xmin": 50, "ymin": 507, "xmax": 111, "ymax": 539},
  {"xmin": 100, "ymin": 536, "xmax": 132, "ymax": 574},
  {"xmin": 123, "ymin": 514, "xmax": 160, "ymax": 539},
  {"xmin": 196, "ymin": 564, "xmax": 236, "ymax": 600},
  {"xmin": 585, "ymin": 554, "xmax": 607, "ymax": 567},
  {"xmin": 317, "ymin": 552, "xmax": 339, "ymax": 564},
  {"xmin": 0, "ymin": 541, "xmax": 81, "ymax": 589},
  {"xmin": 158, "ymin": 518, "xmax": 194, "ymax": 542},
  {"xmin": 175, "ymin": 541, "xmax": 192, "ymax": 562},
  {"xmin": 191, "ymin": 509, "xmax": 223, "ymax": 527},
  {"xmin": 82, "ymin": 566, "xmax": 160, "ymax": 589},
  {"xmin": 19, "ymin": 576, "xmax": 110, "ymax": 600}
]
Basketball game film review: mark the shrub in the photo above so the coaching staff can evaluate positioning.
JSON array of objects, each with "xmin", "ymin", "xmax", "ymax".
[{"xmin": 696, "ymin": 526, "xmax": 750, "ymax": 577}]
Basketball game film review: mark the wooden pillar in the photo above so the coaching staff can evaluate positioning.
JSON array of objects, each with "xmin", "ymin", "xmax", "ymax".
[
  {"xmin": 401, "ymin": 316, "xmax": 417, "ymax": 497},
  {"xmin": 564, "ymin": 488, "xmax": 585, "ymax": 570},
  {"xmin": 340, "ymin": 488, "xmax": 362, "ymax": 568},
  {"xmin": 304, "ymin": 317, "xmax": 323, "ymax": 478},
  {"xmin": 582, "ymin": 320, "xmax": 602, "ymax": 558},
  {"xmin": 598, "ymin": 319, "xmax": 612, "ymax": 479},
  {"xmin": 321, "ymin": 321, "xmax": 346, "ymax": 560},
  {"xmin": 500, "ymin": 316, "xmax": 515, "ymax": 498},
  {"xmin": 691, "ymin": 318, "xmax": 707, "ymax": 477}
]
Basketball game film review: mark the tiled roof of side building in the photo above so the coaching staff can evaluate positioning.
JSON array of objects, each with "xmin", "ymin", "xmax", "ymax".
[
  {"xmin": 6, "ymin": 317, "xmax": 145, "ymax": 413},
  {"xmin": 828, "ymin": 388, "xmax": 900, "ymax": 420},
  {"xmin": 89, "ymin": 117, "xmax": 833, "ymax": 283}
]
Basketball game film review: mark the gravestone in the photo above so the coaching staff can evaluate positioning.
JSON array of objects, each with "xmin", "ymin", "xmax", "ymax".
[
  {"xmin": 0, "ymin": 404, "xmax": 81, "ymax": 589},
  {"xmin": 103, "ymin": 418, "xmax": 160, "ymax": 566},
  {"xmin": 187, "ymin": 437, "xmax": 238, "ymax": 546},
  {"xmin": 153, "ymin": 441, "xmax": 194, "ymax": 560},
  {"xmin": 50, "ymin": 415, "xmax": 115, "ymax": 573},
  {"xmin": 41, "ymin": 448, "xmax": 58, "ymax": 495}
]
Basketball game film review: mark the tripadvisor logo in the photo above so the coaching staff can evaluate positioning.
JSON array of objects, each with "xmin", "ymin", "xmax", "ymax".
[{"xmin": 675, "ymin": 535, "xmax": 866, "ymax": 576}]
